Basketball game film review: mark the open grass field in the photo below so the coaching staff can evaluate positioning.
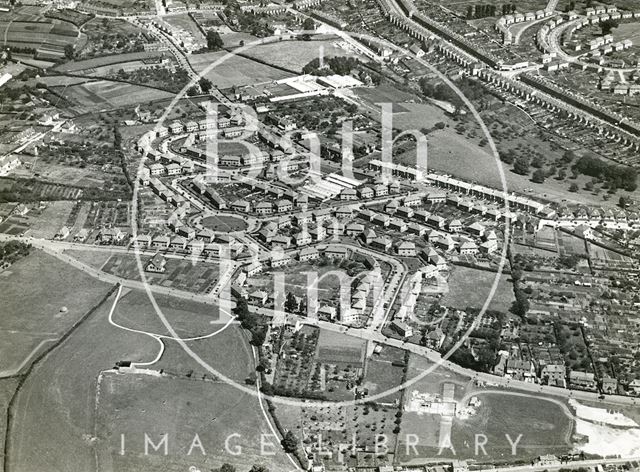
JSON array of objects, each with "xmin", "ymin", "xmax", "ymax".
[
  {"xmin": 404, "ymin": 355, "xmax": 472, "ymax": 401},
  {"xmin": 0, "ymin": 250, "xmax": 112, "ymax": 376},
  {"xmin": 201, "ymin": 214, "xmax": 248, "ymax": 232},
  {"xmin": 151, "ymin": 325, "xmax": 252, "ymax": 383},
  {"xmin": 111, "ymin": 288, "xmax": 224, "ymax": 340},
  {"xmin": 441, "ymin": 265, "xmax": 515, "ymax": 313},
  {"xmin": 102, "ymin": 254, "xmax": 220, "ymax": 294},
  {"xmin": 242, "ymin": 39, "xmax": 360, "ymax": 73},
  {"xmin": 399, "ymin": 357, "xmax": 574, "ymax": 463},
  {"xmin": 189, "ymin": 51, "xmax": 292, "ymax": 88},
  {"xmin": 5, "ymin": 290, "xmax": 160, "ymax": 472},
  {"xmin": 63, "ymin": 249, "xmax": 115, "ymax": 270},
  {"xmin": 363, "ymin": 345, "xmax": 406, "ymax": 403},
  {"xmin": 613, "ymin": 22, "xmax": 640, "ymax": 45},
  {"xmin": 94, "ymin": 373, "xmax": 293, "ymax": 472},
  {"xmin": 448, "ymin": 391, "xmax": 574, "ymax": 462},
  {"xmin": 0, "ymin": 378, "xmax": 19, "ymax": 472}
]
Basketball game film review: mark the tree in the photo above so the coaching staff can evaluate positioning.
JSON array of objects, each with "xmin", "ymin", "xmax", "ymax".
[
  {"xmin": 206, "ymin": 30, "xmax": 224, "ymax": 51},
  {"xmin": 531, "ymin": 156, "xmax": 544, "ymax": 168},
  {"xmin": 569, "ymin": 183, "xmax": 579, "ymax": 192},
  {"xmin": 513, "ymin": 156, "xmax": 530, "ymax": 176},
  {"xmin": 234, "ymin": 296, "xmax": 250, "ymax": 321},
  {"xmin": 186, "ymin": 85, "xmax": 199, "ymax": 96},
  {"xmin": 220, "ymin": 464, "xmax": 236, "ymax": 472},
  {"xmin": 511, "ymin": 289, "xmax": 529, "ymax": 317},
  {"xmin": 249, "ymin": 466, "xmax": 269, "ymax": 472},
  {"xmin": 619, "ymin": 196, "xmax": 631, "ymax": 208},
  {"xmin": 532, "ymin": 169, "xmax": 546, "ymax": 183},
  {"xmin": 284, "ymin": 292, "xmax": 298, "ymax": 313},
  {"xmin": 64, "ymin": 44, "xmax": 75, "ymax": 60},
  {"xmin": 281, "ymin": 430, "xmax": 298, "ymax": 453},
  {"xmin": 600, "ymin": 19, "xmax": 619, "ymax": 35},
  {"xmin": 298, "ymin": 297, "xmax": 307, "ymax": 316},
  {"xmin": 250, "ymin": 327, "xmax": 267, "ymax": 346},
  {"xmin": 562, "ymin": 149, "xmax": 575, "ymax": 164},
  {"xmin": 511, "ymin": 267, "xmax": 523, "ymax": 282},
  {"xmin": 199, "ymin": 77, "xmax": 212, "ymax": 93},
  {"xmin": 302, "ymin": 17, "xmax": 315, "ymax": 31}
]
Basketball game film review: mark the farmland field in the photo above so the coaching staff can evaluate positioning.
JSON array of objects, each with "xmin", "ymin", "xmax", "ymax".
[
  {"xmin": 316, "ymin": 329, "xmax": 366, "ymax": 365},
  {"xmin": 441, "ymin": 265, "xmax": 515, "ymax": 313},
  {"xmin": 189, "ymin": 51, "xmax": 292, "ymax": 88},
  {"xmin": 0, "ymin": 250, "xmax": 112, "ymax": 376},
  {"xmin": 242, "ymin": 39, "xmax": 360, "ymax": 73},
  {"xmin": 60, "ymin": 81, "xmax": 173, "ymax": 112},
  {"xmin": 1, "ymin": 20, "xmax": 83, "ymax": 51}
]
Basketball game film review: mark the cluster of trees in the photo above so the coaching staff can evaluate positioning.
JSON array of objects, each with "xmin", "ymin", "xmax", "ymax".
[
  {"xmin": 281, "ymin": 430, "xmax": 299, "ymax": 453},
  {"xmin": 449, "ymin": 343, "xmax": 497, "ymax": 372},
  {"xmin": 284, "ymin": 292, "xmax": 307, "ymax": 316},
  {"xmin": 187, "ymin": 77, "xmax": 213, "ymax": 96},
  {"xmin": 0, "ymin": 241, "xmax": 31, "ymax": 265},
  {"xmin": 233, "ymin": 296, "xmax": 268, "ymax": 346},
  {"xmin": 572, "ymin": 155, "xmax": 637, "ymax": 192},
  {"xmin": 302, "ymin": 56, "xmax": 379, "ymax": 84},
  {"xmin": 214, "ymin": 464, "xmax": 270, "ymax": 472},
  {"xmin": 557, "ymin": 254, "xmax": 586, "ymax": 269},
  {"xmin": 113, "ymin": 66, "xmax": 190, "ymax": 93},
  {"xmin": 419, "ymin": 76, "xmax": 489, "ymax": 111},
  {"xmin": 600, "ymin": 19, "xmax": 619, "ymax": 35},
  {"xmin": 510, "ymin": 266, "xmax": 530, "ymax": 318},
  {"xmin": 206, "ymin": 30, "xmax": 224, "ymax": 51}
]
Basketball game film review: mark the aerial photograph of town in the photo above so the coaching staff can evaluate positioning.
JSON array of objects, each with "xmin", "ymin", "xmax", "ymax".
[{"xmin": 0, "ymin": 0, "xmax": 639, "ymax": 471}]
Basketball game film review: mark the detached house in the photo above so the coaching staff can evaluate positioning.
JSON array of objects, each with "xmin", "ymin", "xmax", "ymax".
[
  {"xmin": 340, "ymin": 188, "xmax": 358, "ymax": 200},
  {"xmin": 371, "ymin": 236, "xmax": 392, "ymax": 252},
  {"xmin": 397, "ymin": 241, "xmax": 416, "ymax": 257},
  {"xmin": 145, "ymin": 253, "xmax": 167, "ymax": 273},
  {"xmin": 359, "ymin": 187, "xmax": 374, "ymax": 199},
  {"xmin": 427, "ymin": 215, "xmax": 445, "ymax": 229},
  {"xmin": 298, "ymin": 247, "xmax": 319, "ymax": 262}
]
